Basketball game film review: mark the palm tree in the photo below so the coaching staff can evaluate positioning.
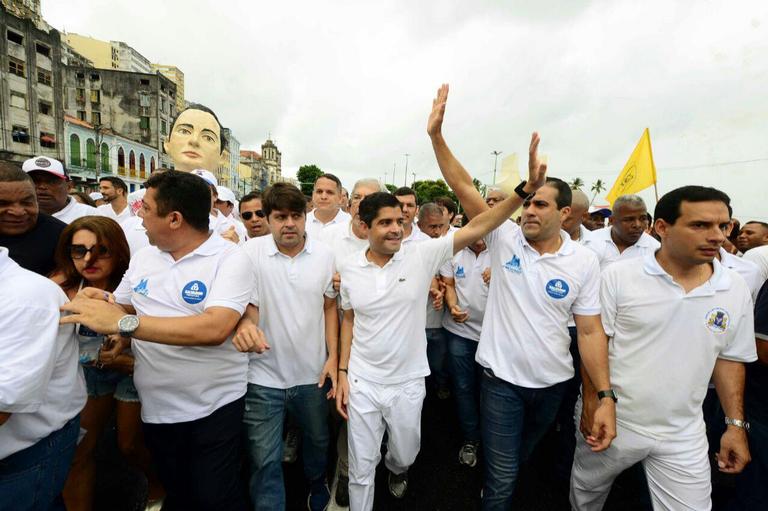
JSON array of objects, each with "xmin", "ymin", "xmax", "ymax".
[
  {"xmin": 568, "ymin": 177, "xmax": 585, "ymax": 190},
  {"xmin": 590, "ymin": 179, "xmax": 606, "ymax": 205}
]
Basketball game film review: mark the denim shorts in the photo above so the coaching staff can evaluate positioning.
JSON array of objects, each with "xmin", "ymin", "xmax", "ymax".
[{"xmin": 83, "ymin": 366, "xmax": 140, "ymax": 403}]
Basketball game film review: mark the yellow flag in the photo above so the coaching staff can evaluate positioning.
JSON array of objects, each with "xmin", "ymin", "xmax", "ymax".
[{"xmin": 605, "ymin": 128, "xmax": 657, "ymax": 205}]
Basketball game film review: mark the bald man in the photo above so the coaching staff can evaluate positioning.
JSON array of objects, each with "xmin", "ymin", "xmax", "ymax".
[{"xmin": 562, "ymin": 190, "xmax": 591, "ymax": 243}]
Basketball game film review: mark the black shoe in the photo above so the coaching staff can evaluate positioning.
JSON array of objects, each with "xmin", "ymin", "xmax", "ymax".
[
  {"xmin": 335, "ymin": 474, "xmax": 349, "ymax": 507},
  {"xmin": 388, "ymin": 470, "xmax": 408, "ymax": 499}
]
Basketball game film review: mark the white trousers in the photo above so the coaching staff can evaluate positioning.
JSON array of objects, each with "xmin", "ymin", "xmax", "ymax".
[
  {"xmin": 570, "ymin": 412, "xmax": 711, "ymax": 511},
  {"xmin": 347, "ymin": 373, "xmax": 426, "ymax": 511}
]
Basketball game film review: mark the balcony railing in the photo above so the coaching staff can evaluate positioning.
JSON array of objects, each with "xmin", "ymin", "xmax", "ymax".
[{"xmin": 67, "ymin": 163, "xmax": 112, "ymax": 178}]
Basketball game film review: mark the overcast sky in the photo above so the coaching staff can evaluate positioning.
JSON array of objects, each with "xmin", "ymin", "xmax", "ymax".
[{"xmin": 45, "ymin": 1, "xmax": 768, "ymax": 219}]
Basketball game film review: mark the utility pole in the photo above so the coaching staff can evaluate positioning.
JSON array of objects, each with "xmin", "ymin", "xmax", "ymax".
[
  {"xmin": 404, "ymin": 153, "xmax": 410, "ymax": 186},
  {"xmin": 491, "ymin": 150, "xmax": 502, "ymax": 184},
  {"xmin": 392, "ymin": 162, "xmax": 396, "ymax": 185},
  {"xmin": 411, "ymin": 172, "xmax": 416, "ymax": 186}
]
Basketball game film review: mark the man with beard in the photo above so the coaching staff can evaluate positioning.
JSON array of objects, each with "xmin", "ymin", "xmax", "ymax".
[
  {"xmin": 97, "ymin": 176, "xmax": 131, "ymax": 225},
  {"xmin": 736, "ymin": 221, "xmax": 768, "ymax": 254},
  {"xmin": 23, "ymin": 157, "xmax": 96, "ymax": 224}
]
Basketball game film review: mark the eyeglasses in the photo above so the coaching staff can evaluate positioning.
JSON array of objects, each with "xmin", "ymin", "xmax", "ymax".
[
  {"xmin": 69, "ymin": 244, "xmax": 111, "ymax": 260},
  {"xmin": 241, "ymin": 210, "xmax": 266, "ymax": 220}
]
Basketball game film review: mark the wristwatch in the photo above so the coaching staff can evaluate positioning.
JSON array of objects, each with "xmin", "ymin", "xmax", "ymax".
[
  {"xmin": 117, "ymin": 314, "xmax": 140, "ymax": 338},
  {"xmin": 724, "ymin": 416, "xmax": 750, "ymax": 432},
  {"xmin": 514, "ymin": 180, "xmax": 531, "ymax": 200},
  {"xmin": 597, "ymin": 389, "xmax": 618, "ymax": 403}
]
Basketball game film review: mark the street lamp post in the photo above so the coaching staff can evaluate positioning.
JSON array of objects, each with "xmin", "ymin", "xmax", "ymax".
[
  {"xmin": 491, "ymin": 150, "xmax": 502, "ymax": 184},
  {"xmin": 404, "ymin": 153, "xmax": 410, "ymax": 186},
  {"xmin": 411, "ymin": 172, "xmax": 416, "ymax": 186}
]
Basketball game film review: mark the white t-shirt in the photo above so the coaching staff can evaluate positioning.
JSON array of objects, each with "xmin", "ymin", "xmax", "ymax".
[
  {"xmin": 244, "ymin": 235, "xmax": 336, "ymax": 389},
  {"xmin": 402, "ymin": 223, "xmax": 430, "ymax": 245},
  {"xmin": 339, "ymin": 234, "xmax": 454, "ymax": 384},
  {"xmin": 583, "ymin": 227, "xmax": 660, "ymax": 270},
  {"xmin": 306, "ymin": 209, "xmax": 352, "ymax": 240},
  {"xmin": 475, "ymin": 222, "xmax": 601, "ymax": 388},
  {"xmin": 120, "ymin": 215, "xmax": 150, "ymax": 257},
  {"xmin": 317, "ymin": 221, "xmax": 369, "ymax": 268},
  {"xmin": 52, "ymin": 198, "xmax": 98, "ymax": 224},
  {"xmin": 439, "ymin": 246, "xmax": 490, "ymax": 341},
  {"xmin": 0, "ymin": 248, "xmax": 86, "ymax": 458},
  {"xmin": 720, "ymin": 247, "xmax": 762, "ymax": 301},
  {"xmin": 602, "ymin": 254, "xmax": 757, "ymax": 439},
  {"xmin": 742, "ymin": 244, "xmax": 768, "ymax": 284},
  {"xmin": 210, "ymin": 212, "xmax": 247, "ymax": 245},
  {"xmin": 96, "ymin": 203, "xmax": 131, "ymax": 225},
  {"xmin": 114, "ymin": 234, "xmax": 253, "ymax": 424}
]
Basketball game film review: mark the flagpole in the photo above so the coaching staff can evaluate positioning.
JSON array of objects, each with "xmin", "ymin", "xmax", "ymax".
[{"xmin": 646, "ymin": 128, "xmax": 659, "ymax": 203}]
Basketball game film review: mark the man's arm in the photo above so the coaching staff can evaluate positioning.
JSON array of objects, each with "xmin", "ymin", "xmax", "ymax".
[
  {"xmin": 757, "ymin": 338, "xmax": 768, "ymax": 365},
  {"xmin": 232, "ymin": 304, "xmax": 270, "ymax": 353},
  {"xmin": 336, "ymin": 309, "xmax": 354, "ymax": 420},
  {"xmin": 318, "ymin": 296, "xmax": 340, "ymax": 399},
  {"xmin": 443, "ymin": 276, "xmax": 469, "ymax": 323},
  {"xmin": 713, "ymin": 358, "xmax": 751, "ymax": 473}
]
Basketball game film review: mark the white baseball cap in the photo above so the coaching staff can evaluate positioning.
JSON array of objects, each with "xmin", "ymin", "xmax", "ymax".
[
  {"xmin": 190, "ymin": 169, "xmax": 218, "ymax": 187},
  {"xmin": 216, "ymin": 186, "xmax": 236, "ymax": 204},
  {"xmin": 22, "ymin": 156, "xmax": 68, "ymax": 180},
  {"xmin": 588, "ymin": 205, "xmax": 612, "ymax": 217},
  {"xmin": 89, "ymin": 192, "xmax": 104, "ymax": 200}
]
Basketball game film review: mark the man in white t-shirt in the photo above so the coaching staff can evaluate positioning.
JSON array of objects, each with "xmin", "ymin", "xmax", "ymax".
[
  {"xmin": 562, "ymin": 189, "xmax": 592, "ymax": 243},
  {"xmin": 60, "ymin": 170, "xmax": 253, "ymax": 510},
  {"xmin": 23, "ymin": 156, "xmax": 97, "ymax": 224},
  {"xmin": 736, "ymin": 221, "xmax": 768, "ymax": 254},
  {"xmin": 336, "ymin": 183, "xmax": 553, "ymax": 510},
  {"xmin": 428, "ymin": 84, "xmax": 615, "ymax": 510},
  {"xmin": 0, "ymin": 247, "xmax": 86, "ymax": 510},
  {"xmin": 96, "ymin": 176, "xmax": 131, "ymax": 225},
  {"xmin": 571, "ymin": 186, "xmax": 757, "ymax": 511},
  {"xmin": 583, "ymin": 194, "xmax": 660, "ymax": 270},
  {"xmin": 393, "ymin": 186, "xmax": 429, "ymax": 245},
  {"xmin": 743, "ymin": 243, "xmax": 768, "ymax": 284},
  {"xmin": 232, "ymin": 183, "xmax": 337, "ymax": 511},
  {"xmin": 306, "ymin": 173, "xmax": 351, "ymax": 239},
  {"xmin": 239, "ymin": 191, "xmax": 270, "ymax": 240}
]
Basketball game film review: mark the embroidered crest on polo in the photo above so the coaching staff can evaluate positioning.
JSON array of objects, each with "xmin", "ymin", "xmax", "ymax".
[
  {"xmin": 133, "ymin": 278, "xmax": 149, "ymax": 296},
  {"xmin": 455, "ymin": 265, "xmax": 466, "ymax": 278},
  {"xmin": 705, "ymin": 307, "xmax": 730, "ymax": 333},
  {"xmin": 504, "ymin": 255, "xmax": 522, "ymax": 273},
  {"xmin": 181, "ymin": 280, "xmax": 207, "ymax": 304},
  {"xmin": 545, "ymin": 278, "xmax": 569, "ymax": 299}
]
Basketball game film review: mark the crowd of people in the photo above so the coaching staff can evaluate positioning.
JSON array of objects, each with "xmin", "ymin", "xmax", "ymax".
[{"xmin": 0, "ymin": 85, "xmax": 766, "ymax": 511}]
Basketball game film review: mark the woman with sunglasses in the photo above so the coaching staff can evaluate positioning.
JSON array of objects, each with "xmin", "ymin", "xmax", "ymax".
[{"xmin": 50, "ymin": 216, "xmax": 163, "ymax": 511}]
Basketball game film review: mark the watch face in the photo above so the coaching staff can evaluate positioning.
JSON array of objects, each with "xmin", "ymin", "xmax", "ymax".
[{"xmin": 119, "ymin": 315, "xmax": 139, "ymax": 332}]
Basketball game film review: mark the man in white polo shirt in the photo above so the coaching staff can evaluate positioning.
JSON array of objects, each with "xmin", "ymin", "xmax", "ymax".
[
  {"xmin": 583, "ymin": 194, "xmax": 660, "ymax": 269},
  {"xmin": 428, "ymin": 84, "xmax": 615, "ymax": 510},
  {"xmin": 97, "ymin": 176, "xmax": 131, "ymax": 225},
  {"xmin": 232, "ymin": 183, "xmax": 337, "ymax": 511},
  {"xmin": 61, "ymin": 170, "xmax": 253, "ymax": 510},
  {"xmin": 571, "ymin": 186, "xmax": 757, "ymax": 511},
  {"xmin": 306, "ymin": 173, "xmax": 351, "ymax": 239},
  {"xmin": 336, "ymin": 184, "xmax": 552, "ymax": 511},
  {"xmin": 0, "ymin": 247, "xmax": 86, "ymax": 510},
  {"xmin": 394, "ymin": 186, "xmax": 429, "ymax": 245},
  {"xmin": 23, "ymin": 156, "xmax": 96, "ymax": 224}
]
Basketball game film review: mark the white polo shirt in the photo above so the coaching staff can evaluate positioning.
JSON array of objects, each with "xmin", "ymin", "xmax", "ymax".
[
  {"xmin": 244, "ymin": 235, "xmax": 336, "ymax": 389},
  {"xmin": 602, "ymin": 254, "xmax": 757, "ymax": 439},
  {"xmin": 742, "ymin": 244, "xmax": 768, "ymax": 284},
  {"xmin": 583, "ymin": 226, "xmax": 660, "ymax": 269},
  {"xmin": 339, "ymin": 234, "xmax": 454, "ymax": 384},
  {"xmin": 475, "ymin": 221, "xmax": 601, "ymax": 388},
  {"xmin": 96, "ymin": 203, "xmax": 132, "ymax": 225},
  {"xmin": 210, "ymin": 212, "xmax": 247, "ymax": 245},
  {"xmin": 439, "ymin": 246, "xmax": 490, "ymax": 341},
  {"xmin": 306, "ymin": 209, "xmax": 351, "ymax": 240},
  {"xmin": 720, "ymin": 247, "xmax": 762, "ymax": 301},
  {"xmin": 120, "ymin": 215, "xmax": 150, "ymax": 257},
  {"xmin": 0, "ymin": 248, "xmax": 86, "ymax": 459},
  {"xmin": 52, "ymin": 198, "xmax": 98, "ymax": 224},
  {"xmin": 402, "ymin": 223, "xmax": 430, "ymax": 245},
  {"xmin": 317, "ymin": 221, "xmax": 368, "ymax": 268},
  {"xmin": 113, "ymin": 234, "xmax": 253, "ymax": 424}
]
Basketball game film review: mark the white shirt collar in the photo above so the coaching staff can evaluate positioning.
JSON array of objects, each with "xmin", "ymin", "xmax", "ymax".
[
  {"xmin": 265, "ymin": 234, "xmax": 314, "ymax": 257},
  {"xmin": 642, "ymin": 251, "xmax": 731, "ymax": 293},
  {"xmin": 520, "ymin": 229, "xmax": 576, "ymax": 257}
]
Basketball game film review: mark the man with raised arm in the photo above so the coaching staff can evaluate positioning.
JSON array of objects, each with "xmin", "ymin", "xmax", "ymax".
[{"xmin": 427, "ymin": 84, "xmax": 615, "ymax": 510}]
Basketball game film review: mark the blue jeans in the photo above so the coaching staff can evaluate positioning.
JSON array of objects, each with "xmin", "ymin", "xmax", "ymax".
[
  {"xmin": 243, "ymin": 382, "xmax": 330, "ymax": 511},
  {"xmin": 480, "ymin": 370, "xmax": 567, "ymax": 511},
  {"xmin": 445, "ymin": 331, "xmax": 482, "ymax": 442},
  {"xmin": 0, "ymin": 414, "xmax": 80, "ymax": 511},
  {"xmin": 426, "ymin": 327, "xmax": 448, "ymax": 389}
]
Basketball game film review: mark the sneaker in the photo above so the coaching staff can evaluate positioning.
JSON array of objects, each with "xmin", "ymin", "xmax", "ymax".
[
  {"xmin": 388, "ymin": 470, "xmax": 408, "ymax": 499},
  {"xmin": 436, "ymin": 385, "xmax": 451, "ymax": 400},
  {"xmin": 335, "ymin": 473, "xmax": 350, "ymax": 507},
  {"xmin": 458, "ymin": 441, "xmax": 479, "ymax": 468},
  {"xmin": 283, "ymin": 428, "xmax": 300, "ymax": 464},
  {"xmin": 307, "ymin": 482, "xmax": 330, "ymax": 511}
]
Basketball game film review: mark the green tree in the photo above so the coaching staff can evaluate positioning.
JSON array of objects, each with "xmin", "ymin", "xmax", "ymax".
[
  {"xmin": 411, "ymin": 179, "xmax": 458, "ymax": 206},
  {"xmin": 296, "ymin": 164, "xmax": 323, "ymax": 196},
  {"xmin": 472, "ymin": 177, "xmax": 487, "ymax": 199},
  {"xmin": 590, "ymin": 179, "xmax": 606, "ymax": 205},
  {"xmin": 569, "ymin": 177, "xmax": 585, "ymax": 190},
  {"xmin": 384, "ymin": 183, "xmax": 396, "ymax": 193}
]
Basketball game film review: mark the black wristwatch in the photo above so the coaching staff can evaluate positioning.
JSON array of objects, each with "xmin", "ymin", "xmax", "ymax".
[
  {"xmin": 514, "ymin": 180, "xmax": 531, "ymax": 199},
  {"xmin": 597, "ymin": 389, "xmax": 618, "ymax": 403}
]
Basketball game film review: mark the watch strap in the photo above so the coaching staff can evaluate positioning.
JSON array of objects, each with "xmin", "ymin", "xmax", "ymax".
[
  {"xmin": 597, "ymin": 389, "xmax": 618, "ymax": 403},
  {"xmin": 513, "ymin": 180, "xmax": 530, "ymax": 200},
  {"xmin": 724, "ymin": 416, "xmax": 750, "ymax": 431}
]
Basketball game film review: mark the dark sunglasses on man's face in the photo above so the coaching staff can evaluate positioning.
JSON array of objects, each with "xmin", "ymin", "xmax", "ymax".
[
  {"xmin": 69, "ymin": 244, "xmax": 111, "ymax": 260},
  {"xmin": 241, "ymin": 210, "xmax": 266, "ymax": 221}
]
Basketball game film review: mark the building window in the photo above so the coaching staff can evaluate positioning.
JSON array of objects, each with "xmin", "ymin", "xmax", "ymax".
[
  {"xmin": 12, "ymin": 125, "xmax": 29, "ymax": 144},
  {"xmin": 91, "ymin": 112, "xmax": 101, "ymax": 125},
  {"xmin": 101, "ymin": 143, "xmax": 110, "ymax": 172},
  {"xmin": 6, "ymin": 30, "xmax": 23, "ymax": 45},
  {"xmin": 38, "ymin": 100, "xmax": 52, "ymax": 115},
  {"xmin": 8, "ymin": 57, "xmax": 25, "ymax": 78},
  {"xmin": 129, "ymin": 150, "xmax": 136, "ymax": 170},
  {"xmin": 70, "ymin": 134, "xmax": 81, "ymax": 166},
  {"xmin": 161, "ymin": 119, "xmax": 167, "ymax": 135},
  {"xmin": 76, "ymin": 71, "xmax": 85, "ymax": 79},
  {"xmin": 77, "ymin": 110, "xmax": 86, "ymax": 121},
  {"xmin": 90, "ymin": 90, "xmax": 100, "ymax": 104},
  {"xmin": 10, "ymin": 91, "xmax": 27, "ymax": 109},
  {"xmin": 150, "ymin": 156, "xmax": 156, "ymax": 173},
  {"xmin": 140, "ymin": 117, "xmax": 150, "ymax": 130},
  {"xmin": 90, "ymin": 72, "xmax": 100, "ymax": 81},
  {"xmin": 160, "ymin": 98, "xmax": 166, "ymax": 113},
  {"xmin": 86, "ymin": 139, "xmax": 96, "ymax": 169},
  {"xmin": 35, "ymin": 42, "xmax": 51, "ymax": 58},
  {"xmin": 40, "ymin": 132, "xmax": 56, "ymax": 149},
  {"xmin": 140, "ymin": 78, "xmax": 150, "ymax": 86},
  {"xmin": 76, "ymin": 88, "xmax": 86, "ymax": 103},
  {"xmin": 37, "ymin": 69, "xmax": 52, "ymax": 86}
]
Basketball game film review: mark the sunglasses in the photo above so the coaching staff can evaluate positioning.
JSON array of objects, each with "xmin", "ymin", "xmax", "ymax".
[
  {"xmin": 69, "ymin": 244, "xmax": 111, "ymax": 260},
  {"xmin": 241, "ymin": 210, "xmax": 266, "ymax": 220}
]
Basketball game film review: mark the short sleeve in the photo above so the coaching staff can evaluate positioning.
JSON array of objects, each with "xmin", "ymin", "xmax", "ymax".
[
  {"xmin": 113, "ymin": 265, "xmax": 133, "ymax": 305},
  {"xmin": 571, "ymin": 253, "xmax": 602, "ymax": 316},
  {"xmin": 439, "ymin": 258, "xmax": 454, "ymax": 278},
  {"xmin": 418, "ymin": 233, "xmax": 455, "ymax": 277},
  {"xmin": 719, "ymin": 287, "xmax": 757, "ymax": 363},
  {"xmin": 323, "ymin": 252, "xmax": 338, "ymax": 299},
  {"xmin": 484, "ymin": 220, "xmax": 518, "ymax": 251},
  {"xmin": 340, "ymin": 278, "xmax": 352, "ymax": 311},
  {"xmin": 599, "ymin": 268, "xmax": 619, "ymax": 338},
  {"xmin": 205, "ymin": 248, "xmax": 254, "ymax": 315}
]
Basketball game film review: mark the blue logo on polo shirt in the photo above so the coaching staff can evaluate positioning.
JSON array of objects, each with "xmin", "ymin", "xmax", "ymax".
[
  {"xmin": 182, "ymin": 280, "xmax": 207, "ymax": 304},
  {"xmin": 133, "ymin": 278, "xmax": 149, "ymax": 296},
  {"xmin": 504, "ymin": 255, "xmax": 522, "ymax": 273},
  {"xmin": 545, "ymin": 279, "xmax": 569, "ymax": 299},
  {"xmin": 455, "ymin": 265, "xmax": 466, "ymax": 278}
]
